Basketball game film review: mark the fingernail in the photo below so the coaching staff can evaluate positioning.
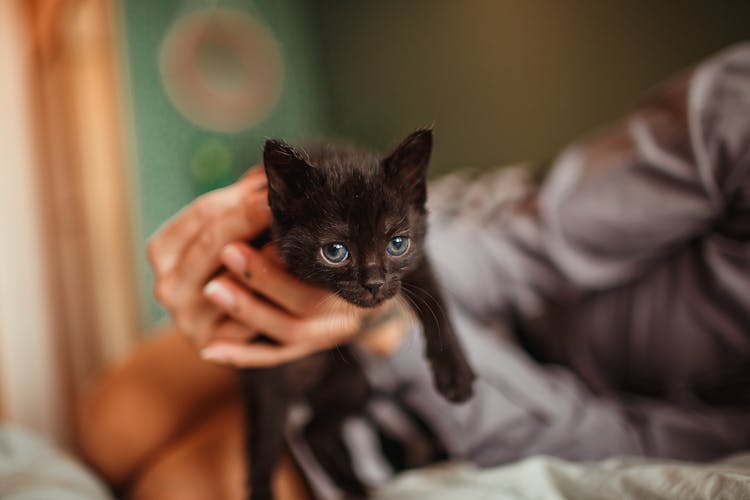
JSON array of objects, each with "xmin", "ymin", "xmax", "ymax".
[
  {"xmin": 201, "ymin": 347, "xmax": 229, "ymax": 362},
  {"xmin": 221, "ymin": 245, "xmax": 246, "ymax": 275},
  {"xmin": 204, "ymin": 280, "xmax": 235, "ymax": 308}
]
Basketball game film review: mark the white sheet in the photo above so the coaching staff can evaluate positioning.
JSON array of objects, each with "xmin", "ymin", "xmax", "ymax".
[{"xmin": 375, "ymin": 455, "xmax": 750, "ymax": 500}]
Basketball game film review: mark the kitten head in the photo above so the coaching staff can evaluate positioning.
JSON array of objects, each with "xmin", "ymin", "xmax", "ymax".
[{"xmin": 263, "ymin": 129, "xmax": 433, "ymax": 308}]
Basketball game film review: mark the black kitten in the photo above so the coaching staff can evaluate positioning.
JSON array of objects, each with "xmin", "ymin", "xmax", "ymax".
[{"xmin": 240, "ymin": 129, "xmax": 475, "ymax": 500}]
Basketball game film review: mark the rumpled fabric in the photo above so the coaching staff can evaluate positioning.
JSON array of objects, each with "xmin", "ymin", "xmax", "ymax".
[
  {"xmin": 294, "ymin": 42, "xmax": 750, "ymax": 498},
  {"xmin": 365, "ymin": 41, "xmax": 750, "ymax": 466},
  {"xmin": 0, "ymin": 424, "xmax": 112, "ymax": 500},
  {"xmin": 374, "ymin": 454, "xmax": 750, "ymax": 500}
]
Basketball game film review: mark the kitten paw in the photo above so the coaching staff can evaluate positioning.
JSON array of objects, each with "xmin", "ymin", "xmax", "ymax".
[
  {"xmin": 430, "ymin": 351, "xmax": 476, "ymax": 403},
  {"xmin": 249, "ymin": 490, "xmax": 272, "ymax": 500},
  {"xmin": 249, "ymin": 483, "xmax": 273, "ymax": 500}
]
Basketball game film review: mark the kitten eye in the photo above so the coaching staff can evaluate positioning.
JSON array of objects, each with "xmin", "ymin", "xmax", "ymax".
[
  {"xmin": 321, "ymin": 243, "xmax": 350, "ymax": 264},
  {"xmin": 386, "ymin": 236, "xmax": 410, "ymax": 257}
]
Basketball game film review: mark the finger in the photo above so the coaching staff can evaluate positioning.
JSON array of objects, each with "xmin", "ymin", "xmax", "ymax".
[
  {"xmin": 203, "ymin": 277, "xmax": 303, "ymax": 344},
  {"xmin": 200, "ymin": 308, "xmax": 366, "ymax": 367},
  {"xmin": 147, "ymin": 167, "xmax": 267, "ymax": 275},
  {"xmin": 239, "ymin": 164, "xmax": 268, "ymax": 187},
  {"xmin": 304, "ymin": 308, "xmax": 363, "ymax": 341},
  {"xmin": 210, "ymin": 317, "xmax": 258, "ymax": 342},
  {"xmin": 200, "ymin": 339, "xmax": 311, "ymax": 368},
  {"xmin": 147, "ymin": 200, "xmax": 210, "ymax": 276},
  {"xmin": 220, "ymin": 243, "xmax": 330, "ymax": 316},
  {"xmin": 168, "ymin": 192, "xmax": 272, "ymax": 305},
  {"xmin": 172, "ymin": 299, "xmax": 224, "ymax": 348},
  {"xmin": 260, "ymin": 243, "xmax": 285, "ymax": 268}
]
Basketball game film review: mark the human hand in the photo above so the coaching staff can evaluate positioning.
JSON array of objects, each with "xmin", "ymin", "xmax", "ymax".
[
  {"xmin": 199, "ymin": 242, "xmax": 403, "ymax": 367},
  {"xmin": 149, "ymin": 166, "xmax": 407, "ymax": 367},
  {"xmin": 147, "ymin": 166, "xmax": 272, "ymax": 349}
]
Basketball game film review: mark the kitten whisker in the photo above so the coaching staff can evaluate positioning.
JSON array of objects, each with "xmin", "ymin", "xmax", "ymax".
[
  {"xmin": 312, "ymin": 292, "xmax": 339, "ymax": 313},
  {"xmin": 329, "ymin": 288, "xmax": 356, "ymax": 366},
  {"xmin": 402, "ymin": 282, "xmax": 445, "ymax": 313},
  {"xmin": 394, "ymin": 294, "xmax": 419, "ymax": 354},
  {"xmin": 398, "ymin": 290, "xmax": 426, "ymax": 356},
  {"xmin": 402, "ymin": 282, "xmax": 447, "ymax": 327},
  {"xmin": 402, "ymin": 284, "xmax": 443, "ymax": 350},
  {"xmin": 343, "ymin": 303, "xmax": 366, "ymax": 365}
]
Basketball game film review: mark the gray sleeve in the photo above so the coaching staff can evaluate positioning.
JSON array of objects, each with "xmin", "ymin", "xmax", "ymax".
[
  {"xmin": 363, "ymin": 43, "xmax": 750, "ymax": 465},
  {"xmin": 427, "ymin": 42, "xmax": 750, "ymax": 320},
  {"xmin": 362, "ymin": 306, "xmax": 750, "ymax": 465},
  {"xmin": 361, "ymin": 304, "xmax": 645, "ymax": 465}
]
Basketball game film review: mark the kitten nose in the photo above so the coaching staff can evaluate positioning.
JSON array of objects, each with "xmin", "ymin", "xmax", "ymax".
[{"xmin": 364, "ymin": 280, "xmax": 384, "ymax": 295}]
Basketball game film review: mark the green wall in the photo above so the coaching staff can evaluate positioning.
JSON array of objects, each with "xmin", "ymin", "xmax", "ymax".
[
  {"xmin": 316, "ymin": 0, "xmax": 750, "ymax": 177},
  {"xmin": 120, "ymin": 0, "xmax": 331, "ymax": 326},
  {"xmin": 121, "ymin": 0, "xmax": 749, "ymax": 326}
]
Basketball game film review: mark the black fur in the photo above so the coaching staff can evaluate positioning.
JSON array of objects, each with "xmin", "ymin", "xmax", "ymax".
[{"xmin": 240, "ymin": 129, "xmax": 475, "ymax": 500}]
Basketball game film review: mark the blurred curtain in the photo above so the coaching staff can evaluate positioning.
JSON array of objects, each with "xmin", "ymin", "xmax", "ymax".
[{"xmin": 0, "ymin": 0, "xmax": 139, "ymax": 445}]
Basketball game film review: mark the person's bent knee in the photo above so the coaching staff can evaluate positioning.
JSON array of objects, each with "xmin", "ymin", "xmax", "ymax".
[
  {"xmin": 130, "ymin": 455, "xmax": 242, "ymax": 500},
  {"xmin": 76, "ymin": 376, "xmax": 176, "ymax": 487}
]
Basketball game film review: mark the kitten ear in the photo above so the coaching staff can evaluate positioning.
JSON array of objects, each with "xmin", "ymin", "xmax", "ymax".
[
  {"xmin": 263, "ymin": 139, "xmax": 313, "ymax": 214},
  {"xmin": 382, "ymin": 128, "xmax": 433, "ymax": 207}
]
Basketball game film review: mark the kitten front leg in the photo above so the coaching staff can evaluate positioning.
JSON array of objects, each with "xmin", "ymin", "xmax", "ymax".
[
  {"xmin": 305, "ymin": 350, "xmax": 370, "ymax": 497},
  {"xmin": 403, "ymin": 257, "xmax": 476, "ymax": 403},
  {"xmin": 304, "ymin": 417, "xmax": 368, "ymax": 498},
  {"xmin": 240, "ymin": 368, "xmax": 290, "ymax": 500}
]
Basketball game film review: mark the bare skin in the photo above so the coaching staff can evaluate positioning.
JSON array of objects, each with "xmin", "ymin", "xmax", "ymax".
[
  {"xmin": 76, "ymin": 167, "xmax": 407, "ymax": 499},
  {"xmin": 77, "ymin": 328, "xmax": 313, "ymax": 500}
]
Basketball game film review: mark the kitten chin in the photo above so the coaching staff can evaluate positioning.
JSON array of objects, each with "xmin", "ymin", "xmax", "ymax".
[{"xmin": 336, "ymin": 286, "xmax": 397, "ymax": 308}]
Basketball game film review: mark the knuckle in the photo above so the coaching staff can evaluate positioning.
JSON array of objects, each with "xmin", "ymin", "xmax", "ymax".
[
  {"xmin": 197, "ymin": 225, "xmax": 216, "ymax": 250},
  {"xmin": 153, "ymin": 280, "xmax": 172, "ymax": 306},
  {"xmin": 192, "ymin": 198, "xmax": 224, "ymax": 228},
  {"xmin": 192, "ymin": 198, "xmax": 212, "ymax": 222}
]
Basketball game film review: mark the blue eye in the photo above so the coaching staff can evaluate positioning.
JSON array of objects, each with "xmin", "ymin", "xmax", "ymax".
[
  {"xmin": 386, "ymin": 236, "xmax": 410, "ymax": 256},
  {"xmin": 321, "ymin": 243, "xmax": 349, "ymax": 264}
]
